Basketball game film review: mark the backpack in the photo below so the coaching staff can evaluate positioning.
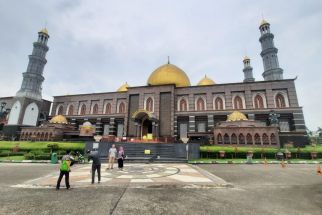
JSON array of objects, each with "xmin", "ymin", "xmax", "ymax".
[{"xmin": 60, "ymin": 160, "xmax": 71, "ymax": 172}]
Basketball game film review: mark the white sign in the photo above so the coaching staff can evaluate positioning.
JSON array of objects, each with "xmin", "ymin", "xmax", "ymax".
[{"xmin": 93, "ymin": 142, "xmax": 99, "ymax": 149}]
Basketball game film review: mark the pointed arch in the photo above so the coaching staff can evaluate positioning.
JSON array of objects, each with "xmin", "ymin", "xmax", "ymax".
[
  {"xmin": 55, "ymin": 104, "xmax": 64, "ymax": 115},
  {"xmin": 213, "ymin": 95, "xmax": 225, "ymax": 110},
  {"xmin": 262, "ymin": 133, "xmax": 269, "ymax": 145},
  {"xmin": 254, "ymin": 94, "xmax": 265, "ymax": 109},
  {"xmin": 238, "ymin": 134, "xmax": 245, "ymax": 144},
  {"xmin": 195, "ymin": 97, "xmax": 206, "ymax": 111},
  {"xmin": 275, "ymin": 93, "xmax": 286, "ymax": 108},
  {"xmin": 246, "ymin": 133, "xmax": 253, "ymax": 145},
  {"xmin": 224, "ymin": 133, "xmax": 230, "ymax": 144},
  {"xmin": 254, "ymin": 133, "xmax": 261, "ymax": 145},
  {"xmin": 231, "ymin": 133, "xmax": 237, "ymax": 144},
  {"xmin": 8, "ymin": 101, "xmax": 21, "ymax": 125},
  {"xmin": 232, "ymin": 94, "xmax": 245, "ymax": 109},
  {"xmin": 92, "ymin": 104, "xmax": 99, "ymax": 114},
  {"xmin": 217, "ymin": 134, "xmax": 223, "ymax": 144},
  {"xmin": 145, "ymin": 97, "xmax": 154, "ymax": 112},
  {"xmin": 118, "ymin": 102, "xmax": 125, "ymax": 113},
  {"xmin": 22, "ymin": 103, "xmax": 39, "ymax": 126},
  {"xmin": 79, "ymin": 104, "xmax": 86, "ymax": 115},
  {"xmin": 178, "ymin": 97, "xmax": 188, "ymax": 111},
  {"xmin": 270, "ymin": 133, "xmax": 277, "ymax": 145},
  {"xmin": 67, "ymin": 104, "xmax": 74, "ymax": 115},
  {"xmin": 104, "ymin": 103, "xmax": 112, "ymax": 114}
]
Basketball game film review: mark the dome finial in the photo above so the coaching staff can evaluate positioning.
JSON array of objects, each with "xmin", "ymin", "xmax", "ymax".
[{"xmin": 167, "ymin": 56, "xmax": 170, "ymax": 64}]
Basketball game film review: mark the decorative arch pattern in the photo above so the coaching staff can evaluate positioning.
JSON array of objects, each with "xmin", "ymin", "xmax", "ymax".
[
  {"xmin": 145, "ymin": 97, "xmax": 154, "ymax": 112},
  {"xmin": 196, "ymin": 97, "xmax": 206, "ymax": 111},
  {"xmin": 254, "ymin": 94, "xmax": 264, "ymax": 109},
  {"xmin": 80, "ymin": 104, "xmax": 86, "ymax": 115},
  {"xmin": 105, "ymin": 103, "xmax": 112, "ymax": 114},
  {"xmin": 233, "ymin": 96, "xmax": 244, "ymax": 109},
  {"xmin": 214, "ymin": 96, "xmax": 224, "ymax": 110},
  {"xmin": 275, "ymin": 93, "xmax": 286, "ymax": 108},
  {"xmin": 92, "ymin": 104, "xmax": 99, "ymax": 114},
  {"xmin": 118, "ymin": 102, "xmax": 125, "ymax": 113},
  {"xmin": 67, "ymin": 105, "xmax": 74, "ymax": 115},
  {"xmin": 178, "ymin": 97, "xmax": 188, "ymax": 111}
]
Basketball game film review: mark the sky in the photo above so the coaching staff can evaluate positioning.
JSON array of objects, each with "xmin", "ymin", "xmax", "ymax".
[{"xmin": 0, "ymin": 0, "xmax": 321, "ymax": 130}]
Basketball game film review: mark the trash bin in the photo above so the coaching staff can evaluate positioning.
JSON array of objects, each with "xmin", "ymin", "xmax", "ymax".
[
  {"xmin": 246, "ymin": 155, "xmax": 253, "ymax": 164},
  {"xmin": 276, "ymin": 152, "xmax": 284, "ymax": 160},
  {"xmin": 51, "ymin": 153, "xmax": 58, "ymax": 164}
]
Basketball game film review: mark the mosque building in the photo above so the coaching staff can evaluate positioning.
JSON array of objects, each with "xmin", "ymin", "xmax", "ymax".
[{"xmin": 0, "ymin": 20, "xmax": 308, "ymax": 146}]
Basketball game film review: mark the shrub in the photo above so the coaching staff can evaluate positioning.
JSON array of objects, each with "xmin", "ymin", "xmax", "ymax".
[{"xmin": 24, "ymin": 152, "xmax": 35, "ymax": 160}]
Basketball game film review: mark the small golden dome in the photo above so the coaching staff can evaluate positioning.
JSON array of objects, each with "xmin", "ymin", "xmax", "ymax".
[
  {"xmin": 197, "ymin": 75, "xmax": 215, "ymax": 86},
  {"xmin": 227, "ymin": 111, "xmax": 248, "ymax": 122},
  {"xmin": 243, "ymin": 55, "xmax": 250, "ymax": 61},
  {"xmin": 39, "ymin": 28, "xmax": 49, "ymax": 35},
  {"xmin": 50, "ymin": 115, "xmax": 68, "ymax": 124},
  {"xmin": 117, "ymin": 82, "xmax": 130, "ymax": 92},
  {"xmin": 147, "ymin": 63, "xmax": 191, "ymax": 87},
  {"xmin": 260, "ymin": 19, "xmax": 269, "ymax": 26}
]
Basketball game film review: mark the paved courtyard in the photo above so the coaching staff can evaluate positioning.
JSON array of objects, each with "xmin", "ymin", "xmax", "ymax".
[
  {"xmin": 0, "ymin": 163, "xmax": 321, "ymax": 215},
  {"xmin": 13, "ymin": 163, "xmax": 228, "ymax": 188}
]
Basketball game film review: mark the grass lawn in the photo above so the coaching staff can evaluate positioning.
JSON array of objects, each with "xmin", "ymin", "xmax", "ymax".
[
  {"xmin": 0, "ymin": 155, "xmax": 25, "ymax": 161},
  {"xmin": 0, "ymin": 141, "xmax": 85, "ymax": 151}
]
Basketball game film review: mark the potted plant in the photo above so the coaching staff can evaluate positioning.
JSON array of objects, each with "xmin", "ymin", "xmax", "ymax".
[{"xmin": 219, "ymin": 150, "xmax": 225, "ymax": 158}]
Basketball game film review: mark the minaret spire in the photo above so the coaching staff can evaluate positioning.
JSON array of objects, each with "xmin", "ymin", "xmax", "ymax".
[
  {"xmin": 259, "ymin": 19, "xmax": 283, "ymax": 80},
  {"xmin": 167, "ymin": 56, "xmax": 170, "ymax": 64},
  {"xmin": 243, "ymin": 56, "xmax": 255, "ymax": 82}
]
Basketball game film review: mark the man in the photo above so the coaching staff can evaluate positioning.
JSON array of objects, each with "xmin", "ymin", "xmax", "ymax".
[
  {"xmin": 56, "ymin": 150, "xmax": 74, "ymax": 190},
  {"xmin": 108, "ymin": 144, "xmax": 117, "ymax": 169},
  {"xmin": 87, "ymin": 149, "xmax": 101, "ymax": 184}
]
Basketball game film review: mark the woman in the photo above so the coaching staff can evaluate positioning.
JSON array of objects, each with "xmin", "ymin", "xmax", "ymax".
[{"xmin": 117, "ymin": 146, "xmax": 125, "ymax": 170}]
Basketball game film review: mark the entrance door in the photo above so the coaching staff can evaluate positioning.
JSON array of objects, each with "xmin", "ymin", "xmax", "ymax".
[
  {"xmin": 179, "ymin": 123, "xmax": 188, "ymax": 139},
  {"xmin": 142, "ymin": 119, "xmax": 152, "ymax": 137}
]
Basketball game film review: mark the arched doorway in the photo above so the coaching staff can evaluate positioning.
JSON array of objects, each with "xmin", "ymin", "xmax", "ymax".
[{"xmin": 132, "ymin": 109, "xmax": 158, "ymax": 140}]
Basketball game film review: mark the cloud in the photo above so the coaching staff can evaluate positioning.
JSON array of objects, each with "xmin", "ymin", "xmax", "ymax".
[{"xmin": 0, "ymin": 0, "xmax": 321, "ymax": 130}]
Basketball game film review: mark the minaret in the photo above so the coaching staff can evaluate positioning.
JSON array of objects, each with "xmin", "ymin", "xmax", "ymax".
[
  {"xmin": 259, "ymin": 19, "xmax": 283, "ymax": 80},
  {"xmin": 7, "ymin": 28, "xmax": 50, "ymax": 126},
  {"xmin": 242, "ymin": 56, "xmax": 255, "ymax": 82},
  {"xmin": 16, "ymin": 28, "xmax": 49, "ymax": 100}
]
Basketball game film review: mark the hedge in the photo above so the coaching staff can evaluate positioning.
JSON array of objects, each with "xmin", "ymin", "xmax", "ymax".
[{"xmin": 0, "ymin": 141, "xmax": 85, "ymax": 152}]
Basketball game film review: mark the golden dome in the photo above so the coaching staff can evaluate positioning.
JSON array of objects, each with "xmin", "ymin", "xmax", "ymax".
[
  {"xmin": 117, "ymin": 82, "xmax": 130, "ymax": 92},
  {"xmin": 227, "ymin": 111, "xmax": 248, "ymax": 122},
  {"xmin": 147, "ymin": 63, "xmax": 191, "ymax": 87},
  {"xmin": 50, "ymin": 115, "xmax": 68, "ymax": 124},
  {"xmin": 243, "ymin": 55, "xmax": 250, "ymax": 61},
  {"xmin": 260, "ymin": 19, "xmax": 269, "ymax": 26},
  {"xmin": 39, "ymin": 28, "xmax": 49, "ymax": 35},
  {"xmin": 197, "ymin": 75, "xmax": 215, "ymax": 86}
]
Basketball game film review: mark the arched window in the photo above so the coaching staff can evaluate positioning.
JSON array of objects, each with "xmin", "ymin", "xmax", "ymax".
[
  {"xmin": 246, "ymin": 133, "xmax": 253, "ymax": 145},
  {"xmin": 234, "ymin": 96, "xmax": 243, "ymax": 109},
  {"xmin": 196, "ymin": 97, "xmax": 205, "ymax": 111},
  {"xmin": 224, "ymin": 133, "xmax": 230, "ymax": 144},
  {"xmin": 231, "ymin": 133, "xmax": 237, "ymax": 144},
  {"xmin": 239, "ymin": 134, "xmax": 245, "ymax": 144},
  {"xmin": 57, "ymin": 105, "xmax": 63, "ymax": 115},
  {"xmin": 45, "ymin": 132, "xmax": 48, "ymax": 140},
  {"xmin": 275, "ymin": 93, "xmax": 286, "ymax": 108},
  {"xmin": 179, "ymin": 99, "xmax": 188, "ymax": 111},
  {"xmin": 146, "ymin": 97, "xmax": 153, "ymax": 112},
  {"xmin": 80, "ymin": 104, "xmax": 86, "ymax": 115},
  {"xmin": 118, "ymin": 102, "xmax": 125, "ymax": 113},
  {"xmin": 254, "ymin": 95, "xmax": 264, "ymax": 109},
  {"xmin": 263, "ymin": 134, "xmax": 269, "ymax": 145},
  {"xmin": 255, "ymin": 133, "xmax": 261, "ymax": 145},
  {"xmin": 67, "ymin": 105, "xmax": 74, "ymax": 115},
  {"xmin": 217, "ymin": 134, "xmax": 223, "ymax": 144},
  {"xmin": 271, "ymin": 134, "xmax": 277, "ymax": 145},
  {"xmin": 92, "ymin": 104, "xmax": 99, "ymax": 114},
  {"xmin": 105, "ymin": 103, "xmax": 111, "ymax": 114},
  {"xmin": 214, "ymin": 97, "xmax": 224, "ymax": 110}
]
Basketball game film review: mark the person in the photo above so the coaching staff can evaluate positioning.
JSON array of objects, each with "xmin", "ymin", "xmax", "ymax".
[
  {"xmin": 117, "ymin": 146, "xmax": 125, "ymax": 170},
  {"xmin": 87, "ymin": 149, "xmax": 101, "ymax": 184},
  {"xmin": 107, "ymin": 144, "xmax": 117, "ymax": 170},
  {"xmin": 56, "ymin": 150, "xmax": 74, "ymax": 190}
]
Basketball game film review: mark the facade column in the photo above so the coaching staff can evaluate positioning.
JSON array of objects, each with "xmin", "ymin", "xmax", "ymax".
[
  {"xmin": 95, "ymin": 118, "xmax": 102, "ymax": 135},
  {"xmin": 207, "ymin": 115, "xmax": 214, "ymax": 132},
  {"xmin": 189, "ymin": 116, "xmax": 195, "ymax": 132},
  {"xmin": 173, "ymin": 115, "xmax": 178, "ymax": 138},
  {"xmin": 109, "ymin": 118, "xmax": 116, "ymax": 136}
]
